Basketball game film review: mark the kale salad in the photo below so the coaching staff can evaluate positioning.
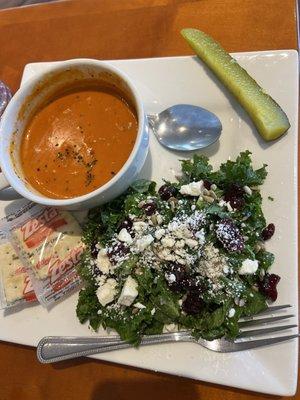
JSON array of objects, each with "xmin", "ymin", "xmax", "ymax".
[{"xmin": 76, "ymin": 151, "xmax": 279, "ymax": 345}]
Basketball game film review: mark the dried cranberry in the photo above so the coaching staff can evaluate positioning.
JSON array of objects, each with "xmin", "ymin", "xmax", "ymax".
[
  {"xmin": 258, "ymin": 273, "xmax": 280, "ymax": 301},
  {"xmin": 158, "ymin": 184, "xmax": 177, "ymax": 201},
  {"xmin": 224, "ymin": 184, "xmax": 244, "ymax": 199},
  {"xmin": 186, "ymin": 278, "xmax": 207, "ymax": 294},
  {"xmin": 224, "ymin": 184, "xmax": 245, "ymax": 210},
  {"xmin": 215, "ymin": 218, "xmax": 245, "ymax": 252},
  {"xmin": 165, "ymin": 263, "xmax": 189, "ymax": 292},
  {"xmin": 107, "ymin": 242, "xmax": 129, "ymax": 263},
  {"xmin": 119, "ymin": 217, "xmax": 133, "ymax": 231},
  {"xmin": 203, "ymin": 180, "xmax": 212, "ymax": 190},
  {"xmin": 261, "ymin": 223, "xmax": 275, "ymax": 241},
  {"xmin": 90, "ymin": 242, "xmax": 99, "ymax": 259},
  {"xmin": 141, "ymin": 202, "xmax": 157, "ymax": 216},
  {"xmin": 229, "ymin": 196, "xmax": 245, "ymax": 210},
  {"xmin": 182, "ymin": 292, "xmax": 204, "ymax": 315}
]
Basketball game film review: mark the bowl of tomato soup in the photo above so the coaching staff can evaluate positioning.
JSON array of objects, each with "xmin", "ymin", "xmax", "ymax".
[{"xmin": 0, "ymin": 59, "xmax": 148, "ymax": 209}]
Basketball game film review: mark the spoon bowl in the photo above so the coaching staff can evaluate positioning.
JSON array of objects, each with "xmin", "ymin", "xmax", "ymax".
[{"xmin": 148, "ymin": 104, "xmax": 222, "ymax": 151}]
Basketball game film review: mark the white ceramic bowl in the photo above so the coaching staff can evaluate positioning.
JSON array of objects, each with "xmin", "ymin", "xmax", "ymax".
[{"xmin": 0, "ymin": 59, "xmax": 149, "ymax": 210}]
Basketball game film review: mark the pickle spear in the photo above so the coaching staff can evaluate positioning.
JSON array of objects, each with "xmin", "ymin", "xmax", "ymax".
[{"xmin": 181, "ymin": 28, "xmax": 290, "ymax": 141}]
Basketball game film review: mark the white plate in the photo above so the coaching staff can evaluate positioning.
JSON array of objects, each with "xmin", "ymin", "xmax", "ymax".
[{"xmin": 0, "ymin": 51, "xmax": 298, "ymax": 395}]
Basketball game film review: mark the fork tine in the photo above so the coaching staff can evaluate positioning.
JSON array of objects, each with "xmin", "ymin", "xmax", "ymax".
[
  {"xmin": 256, "ymin": 304, "xmax": 292, "ymax": 315},
  {"xmin": 239, "ymin": 324, "xmax": 297, "ymax": 338},
  {"xmin": 228, "ymin": 334, "xmax": 300, "ymax": 352},
  {"xmin": 239, "ymin": 314, "xmax": 294, "ymax": 328}
]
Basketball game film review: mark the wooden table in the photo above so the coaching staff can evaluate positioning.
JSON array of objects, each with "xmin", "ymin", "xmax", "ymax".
[{"xmin": 0, "ymin": 0, "xmax": 298, "ymax": 399}]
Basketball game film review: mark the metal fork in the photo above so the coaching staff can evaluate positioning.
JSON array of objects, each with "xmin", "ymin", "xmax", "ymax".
[{"xmin": 37, "ymin": 304, "xmax": 298, "ymax": 363}]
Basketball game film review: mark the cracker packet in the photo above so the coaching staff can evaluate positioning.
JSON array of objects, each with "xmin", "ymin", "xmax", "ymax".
[
  {"xmin": 0, "ymin": 230, "xmax": 37, "ymax": 309},
  {"xmin": 8, "ymin": 202, "xmax": 85, "ymax": 307}
]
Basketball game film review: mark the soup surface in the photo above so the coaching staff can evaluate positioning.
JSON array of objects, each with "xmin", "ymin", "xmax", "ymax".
[{"xmin": 20, "ymin": 85, "xmax": 137, "ymax": 199}]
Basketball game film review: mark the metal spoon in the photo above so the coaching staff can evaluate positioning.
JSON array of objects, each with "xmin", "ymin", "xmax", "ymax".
[{"xmin": 147, "ymin": 104, "xmax": 222, "ymax": 151}]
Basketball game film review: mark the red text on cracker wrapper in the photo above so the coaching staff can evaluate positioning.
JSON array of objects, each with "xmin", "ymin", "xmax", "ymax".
[
  {"xmin": 48, "ymin": 246, "xmax": 84, "ymax": 285},
  {"xmin": 20, "ymin": 208, "xmax": 67, "ymax": 248},
  {"xmin": 23, "ymin": 275, "xmax": 37, "ymax": 302},
  {"xmin": 52, "ymin": 269, "xmax": 79, "ymax": 293}
]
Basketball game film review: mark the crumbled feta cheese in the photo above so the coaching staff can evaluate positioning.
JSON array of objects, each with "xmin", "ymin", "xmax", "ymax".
[
  {"xmin": 228, "ymin": 308, "xmax": 236, "ymax": 318},
  {"xmin": 135, "ymin": 234, "xmax": 154, "ymax": 252},
  {"xmin": 191, "ymin": 204, "xmax": 196, "ymax": 211},
  {"xmin": 155, "ymin": 228, "xmax": 165, "ymax": 240},
  {"xmin": 96, "ymin": 275, "xmax": 107, "ymax": 286},
  {"xmin": 134, "ymin": 302, "xmax": 146, "ymax": 309},
  {"xmin": 175, "ymin": 240, "xmax": 185, "ymax": 248},
  {"xmin": 96, "ymin": 248, "xmax": 111, "ymax": 275},
  {"xmin": 223, "ymin": 265, "xmax": 229, "ymax": 274},
  {"xmin": 165, "ymin": 273, "xmax": 176, "ymax": 283},
  {"xmin": 185, "ymin": 238, "xmax": 198, "ymax": 248},
  {"xmin": 133, "ymin": 221, "xmax": 148, "ymax": 232},
  {"xmin": 239, "ymin": 259, "xmax": 259, "ymax": 275},
  {"xmin": 218, "ymin": 199, "xmax": 226, "ymax": 207},
  {"xmin": 96, "ymin": 278, "xmax": 117, "ymax": 306},
  {"xmin": 195, "ymin": 228, "xmax": 205, "ymax": 245},
  {"xmin": 197, "ymin": 243, "xmax": 227, "ymax": 281},
  {"xmin": 118, "ymin": 276, "xmax": 138, "ymax": 306},
  {"xmin": 239, "ymin": 299, "xmax": 245, "ymax": 307},
  {"xmin": 178, "ymin": 299, "xmax": 183, "ymax": 306},
  {"xmin": 161, "ymin": 236, "xmax": 175, "ymax": 248},
  {"xmin": 151, "ymin": 308, "xmax": 156, "ymax": 315},
  {"xmin": 179, "ymin": 180, "xmax": 204, "ymax": 196},
  {"xmin": 118, "ymin": 228, "xmax": 133, "ymax": 244}
]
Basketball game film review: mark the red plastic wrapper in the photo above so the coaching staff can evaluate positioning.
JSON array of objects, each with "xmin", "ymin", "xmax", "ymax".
[{"xmin": 8, "ymin": 202, "xmax": 85, "ymax": 307}]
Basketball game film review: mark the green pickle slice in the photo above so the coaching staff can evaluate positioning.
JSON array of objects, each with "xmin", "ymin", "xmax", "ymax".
[{"xmin": 181, "ymin": 28, "xmax": 290, "ymax": 141}]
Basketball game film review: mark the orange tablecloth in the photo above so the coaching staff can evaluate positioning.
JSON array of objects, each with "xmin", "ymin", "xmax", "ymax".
[{"xmin": 0, "ymin": 1, "xmax": 298, "ymax": 399}]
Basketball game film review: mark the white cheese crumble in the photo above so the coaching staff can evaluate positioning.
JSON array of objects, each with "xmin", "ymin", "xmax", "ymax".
[
  {"xmin": 151, "ymin": 308, "xmax": 156, "ymax": 315},
  {"xmin": 155, "ymin": 228, "xmax": 165, "ymax": 240},
  {"xmin": 228, "ymin": 308, "xmax": 236, "ymax": 318},
  {"xmin": 118, "ymin": 228, "xmax": 133, "ymax": 244},
  {"xmin": 118, "ymin": 275, "xmax": 138, "ymax": 306},
  {"xmin": 96, "ymin": 278, "xmax": 117, "ymax": 306},
  {"xmin": 134, "ymin": 302, "xmax": 146, "ymax": 309},
  {"xmin": 165, "ymin": 273, "xmax": 176, "ymax": 283},
  {"xmin": 96, "ymin": 248, "xmax": 112, "ymax": 275},
  {"xmin": 197, "ymin": 243, "xmax": 228, "ymax": 282},
  {"xmin": 185, "ymin": 238, "xmax": 198, "ymax": 248},
  {"xmin": 133, "ymin": 221, "xmax": 148, "ymax": 232},
  {"xmin": 134, "ymin": 234, "xmax": 154, "ymax": 253},
  {"xmin": 179, "ymin": 180, "xmax": 204, "ymax": 196},
  {"xmin": 161, "ymin": 236, "xmax": 175, "ymax": 248},
  {"xmin": 239, "ymin": 259, "xmax": 259, "ymax": 275}
]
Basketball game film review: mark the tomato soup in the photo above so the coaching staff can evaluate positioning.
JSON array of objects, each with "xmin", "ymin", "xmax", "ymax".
[{"xmin": 20, "ymin": 85, "xmax": 138, "ymax": 199}]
